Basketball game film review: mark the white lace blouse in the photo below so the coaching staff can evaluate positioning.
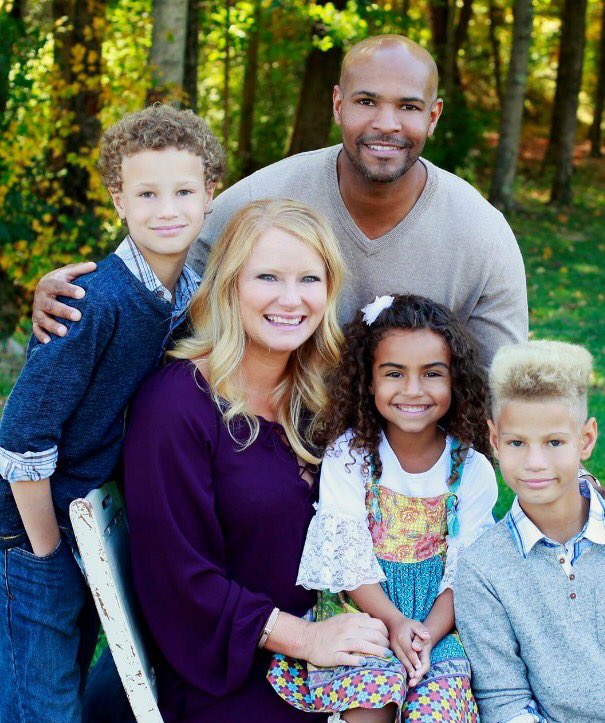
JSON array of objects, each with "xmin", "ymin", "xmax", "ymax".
[{"xmin": 297, "ymin": 431, "xmax": 498, "ymax": 595}]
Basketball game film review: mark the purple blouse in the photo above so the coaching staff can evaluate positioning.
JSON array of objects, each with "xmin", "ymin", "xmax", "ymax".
[{"xmin": 124, "ymin": 360, "xmax": 327, "ymax": 722}]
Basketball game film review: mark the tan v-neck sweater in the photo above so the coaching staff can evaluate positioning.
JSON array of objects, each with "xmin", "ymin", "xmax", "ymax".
[{"xmin": 189, "ymin": 145, "xmax": 528, "ymax": 368}]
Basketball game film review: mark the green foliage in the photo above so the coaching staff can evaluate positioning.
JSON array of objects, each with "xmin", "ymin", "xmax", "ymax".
[
  {"xmin": 0, "ymin": 0, "xmax": 604, "ymax": 339},
  {"xmin": 423, "ymin": 90, "xmax": 491, "ymax": 177},
  {"xmin": 0, "ymin": 0, "xmax": 151, "ymax": 333},
  {"xmin": 309, "ymin": 1, "xmax": 368, "ymax": 49}
]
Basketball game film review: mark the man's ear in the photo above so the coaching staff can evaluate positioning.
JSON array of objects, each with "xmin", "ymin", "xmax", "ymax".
[
  {"xmin": 333, "ymin": 85, "xmax": 343, "ymax": 126},
  {"xmin": 110, "ymin": 191, "xmax": 126, "ymax": 220},
  {"xmin": 427, "ymin": 97, "xmax": 444, "ymax": 138},
  {"xmin": 487, "ymin": 419, "xmax": 500, "ymax": 461},
  {"xmin": 580, "ymin": 417, "xmax": 598, "ymax": 462}
]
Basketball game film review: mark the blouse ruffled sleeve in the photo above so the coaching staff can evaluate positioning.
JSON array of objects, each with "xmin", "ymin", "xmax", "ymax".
[
  {"xmin": 296, "ymin": 435, "xmax": 386, "ymax": 593},
  {"xmin": 440, "ymin": 449, "xmax": 498, "ymax": 593},
  {"xmin": 124, "ymin": 367, "xmax": 275, "ymax": 699}
]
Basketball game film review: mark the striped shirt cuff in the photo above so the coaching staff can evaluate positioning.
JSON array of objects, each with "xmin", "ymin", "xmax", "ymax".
[{"xmin": 0, "ymin": 446, "xmax": 58, "ymax": 483}]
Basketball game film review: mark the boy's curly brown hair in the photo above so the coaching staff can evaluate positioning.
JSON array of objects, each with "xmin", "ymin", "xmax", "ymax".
[
  {"xmin": 319, "ymin": 294, "xmax": 491, "ymax": 484},
  {"xmin": 98, "ymin": 104, "xmax": 226, "ymax": 192}
]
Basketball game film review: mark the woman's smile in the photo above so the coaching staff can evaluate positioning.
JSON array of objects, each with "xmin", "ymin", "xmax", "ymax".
[{"xmin": 238, "ymin": 227, "xmax": 328, "ymax": 355}]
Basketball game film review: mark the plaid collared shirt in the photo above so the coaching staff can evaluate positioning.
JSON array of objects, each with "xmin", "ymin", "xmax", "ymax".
[
  {"xmin": 114, "ymin": 236, "xmax": 200, "ymax": 333},
  {"xmin": 506, "ymin": 480, "xmax": 605, "ymax": 575}
]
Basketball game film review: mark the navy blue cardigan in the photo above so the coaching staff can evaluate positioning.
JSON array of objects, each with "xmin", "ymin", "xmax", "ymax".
[{"xmin": 0, "ymin": 254, "xmax": 178, "ymax": 547}]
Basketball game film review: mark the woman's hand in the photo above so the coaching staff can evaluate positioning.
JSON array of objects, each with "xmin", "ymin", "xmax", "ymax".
[
  {"xmin": 387, "ymin": 615, "xmax": 431, "ymax": 686},
  {"xmin": 32, "ymin": 262, "xmax": 97, "ymax": 343},
  {"xmin": 301, "ymin": 612, "xmax": 390, "ymax": 668}
]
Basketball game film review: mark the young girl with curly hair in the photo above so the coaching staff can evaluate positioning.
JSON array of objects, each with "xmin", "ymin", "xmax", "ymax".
[{"xmin": 268, "ymin": 294, "xmax": 498, "ymax": 722}]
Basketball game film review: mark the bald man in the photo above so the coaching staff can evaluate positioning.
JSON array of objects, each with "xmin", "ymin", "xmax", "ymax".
[{"xmin": 33, "ymin": 34, "xmax": 527, "ymax": 368}]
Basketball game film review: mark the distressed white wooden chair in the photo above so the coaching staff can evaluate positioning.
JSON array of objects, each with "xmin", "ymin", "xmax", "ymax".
[{"xmin": 70, "ymin": 482, "xmax": 163, "ymax": 723}]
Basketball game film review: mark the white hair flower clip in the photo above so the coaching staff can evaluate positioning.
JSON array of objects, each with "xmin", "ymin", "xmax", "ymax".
[{"xmin": 361, "ymin": 295, "xmax": 395, "ymax": 326}]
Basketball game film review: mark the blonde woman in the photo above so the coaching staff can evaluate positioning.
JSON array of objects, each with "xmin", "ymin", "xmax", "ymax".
[{"xmin": 123, "ymin": 200, "xmax": 390, "ymax": 723}]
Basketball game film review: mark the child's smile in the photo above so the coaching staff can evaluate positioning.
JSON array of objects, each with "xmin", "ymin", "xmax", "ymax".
[
  {"xmin": 392, "ymin": 403, "xmax": 434, "ymax": 415},
  {"xmin": 110, "ymin": 148, "xmax": 214, "ymax": 270},
  {"xmin": 371, "ymin": 328, "xmax": 452, "ymax": 441}
]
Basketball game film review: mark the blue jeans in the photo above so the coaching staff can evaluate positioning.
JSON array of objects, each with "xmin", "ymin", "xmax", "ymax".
[
  {"xmin": 83, "ymin": 646, "xmax": 136, "ymax": 723},
  {"xmin": 0, "ymin": 536, "xmax": 99, "ymax": 723}
]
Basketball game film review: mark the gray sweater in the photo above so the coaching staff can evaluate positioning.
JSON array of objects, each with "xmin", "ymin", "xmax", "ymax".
[
  {"xmin": 190, "ymin": 145, "xmax": 528, "ymax": 368},
  {"xmin": 454, "ymin": 512, "xmax": 605, "ymax": 722}
]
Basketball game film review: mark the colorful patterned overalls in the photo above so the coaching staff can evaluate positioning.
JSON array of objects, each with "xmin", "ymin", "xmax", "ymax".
[{"xmin": 267, "ymin": 443, "xmax": 480, "ymax": 722}]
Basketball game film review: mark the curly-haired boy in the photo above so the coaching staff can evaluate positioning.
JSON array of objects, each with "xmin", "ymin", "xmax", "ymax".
[{"xmin": 0, "ymin": 105, "xmax": 225, "ymax": 722}]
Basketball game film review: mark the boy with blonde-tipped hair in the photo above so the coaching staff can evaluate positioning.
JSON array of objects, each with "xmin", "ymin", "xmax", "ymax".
[{"xmin": 454, "ymin": 341, "xmax": 603, "ymax": 723}]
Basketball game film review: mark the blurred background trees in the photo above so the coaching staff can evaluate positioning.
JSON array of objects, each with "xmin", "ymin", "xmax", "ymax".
[{"xmin": 0, "ymin": 0, "xmax": 604, "ymax": 338}]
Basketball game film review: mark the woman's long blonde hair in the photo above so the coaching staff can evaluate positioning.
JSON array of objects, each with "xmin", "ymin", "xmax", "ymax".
[{"xmin": 170, "ymin": 199, "xmax": 345, "ymax": 464}]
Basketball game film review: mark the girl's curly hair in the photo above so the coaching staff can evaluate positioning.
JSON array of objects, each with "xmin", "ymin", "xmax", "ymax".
[{"xmin": 318, "ymin": 294, "xmax": 491, "ymax": 484}]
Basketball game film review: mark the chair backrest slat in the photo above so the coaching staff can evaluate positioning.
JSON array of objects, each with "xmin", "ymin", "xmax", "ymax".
[{"xmin": 70, "ymin": 482, "xmax": 163, "ymax": 723}]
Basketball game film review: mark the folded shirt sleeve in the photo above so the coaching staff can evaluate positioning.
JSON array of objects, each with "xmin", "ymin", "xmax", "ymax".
[
  {"xmin": 297, "ymin": 434, "xmax": 385, "ymax": 592},
  {"xmin": 440, "ymin": 449, "xmax": 498, "ymax": 593},
  {"xmin": 124, "ymin": 372, "xmax": 275, "ymax": 698},
  {"xmin": 0, "ymin": 446, "xmax": 58, "ymax": 483}
]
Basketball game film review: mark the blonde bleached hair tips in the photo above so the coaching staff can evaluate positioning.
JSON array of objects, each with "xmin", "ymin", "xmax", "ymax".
[
  {"xmin": 170, "ymin": 198, "xmax": 345, "ymax": 464},
  {"xmin": 489, "ymin": 340, "xmax": 593, "ymax": 424}
]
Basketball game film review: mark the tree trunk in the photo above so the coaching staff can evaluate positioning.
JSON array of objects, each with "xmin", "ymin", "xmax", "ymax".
[
  {"xmin": 544, "ymin": 0, "xmax": 587, "ymax": 169},
  {"xmin": 589, "ymin": 0, "xmax": 605, "ymax": 158},
  {"xmin": 443, "ymin": 0, "xmax": 457, "ymax": 99},
  {"xmin": 183, "ymin": 0, "xmax": 200, "ymax": 112},
  {"xmin": 222, "ymin": 0, "xmax": 231, "ymax": 151},
  {"xmin": 489, "ymin": 0, "xmax": 534, "ymax": 212},
  {"xmin": 50, "ymin": 0, "xmax": 106, "ymax": 209},
  {"xmin": 429, "ymin": 0, "xmax": 448, "ymax": 83},
  {"xmin": 454, "ymin": 0, "xmax": 474, "ymax": 54},
  {"xmin": 488, "ymin": 0, "xmax": 504, "ymax": 108},
  {"xmin": 0, "ymin": 0, "xmax": 25, "ymax": 118},
  {"xmin": 286, "ymin": 0, "xmax": 347, "ymax": 157},
  {"xmin": 146, "ymin": 0, "xmax": 188, "ymax": 105},
  {"xmin": 237, "ymin": 0, "xmax": 261, "ymax": 178},
  {"xmin": 549, "ymin": 0, "xmax": 588, "ymax": 205},
  {"xmin": 430, "ymin": 0, "xmax": 473, "ymax": 94}
]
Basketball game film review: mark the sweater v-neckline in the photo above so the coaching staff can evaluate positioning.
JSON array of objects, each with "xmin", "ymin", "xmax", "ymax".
[{"xmin": 325, "ymin": 145, "xmax": 438, "ymax": 256}]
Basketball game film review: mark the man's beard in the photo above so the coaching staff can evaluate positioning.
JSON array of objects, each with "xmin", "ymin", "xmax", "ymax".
[{"xmin": 344, "ymin": 135, "xmax": 423, "ymax": 183}]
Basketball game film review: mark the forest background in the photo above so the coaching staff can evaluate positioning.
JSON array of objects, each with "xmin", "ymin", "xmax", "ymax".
[{"xmin": 0, "ymin": 0, "xmax": 604, "ymax": 515}]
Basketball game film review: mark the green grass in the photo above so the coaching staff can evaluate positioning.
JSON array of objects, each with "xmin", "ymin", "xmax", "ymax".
[{"xmin": 491, "ymin": 158, "xmax": 605, "ymax": 518}]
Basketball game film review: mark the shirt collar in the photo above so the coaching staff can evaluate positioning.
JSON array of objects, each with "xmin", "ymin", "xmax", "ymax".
[
  {"xmin": 506, "ymin": 480, "xmax": 605, "ymax": 558},
  {"xmin": 114, "ymin": 236, "xmax": 200, "ymax": 310}
]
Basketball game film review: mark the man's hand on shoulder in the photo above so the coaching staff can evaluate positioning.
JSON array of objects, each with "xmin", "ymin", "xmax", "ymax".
[{"xmin": 32, "ymin": 261, "xmax": 97, "ymax": 343}]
